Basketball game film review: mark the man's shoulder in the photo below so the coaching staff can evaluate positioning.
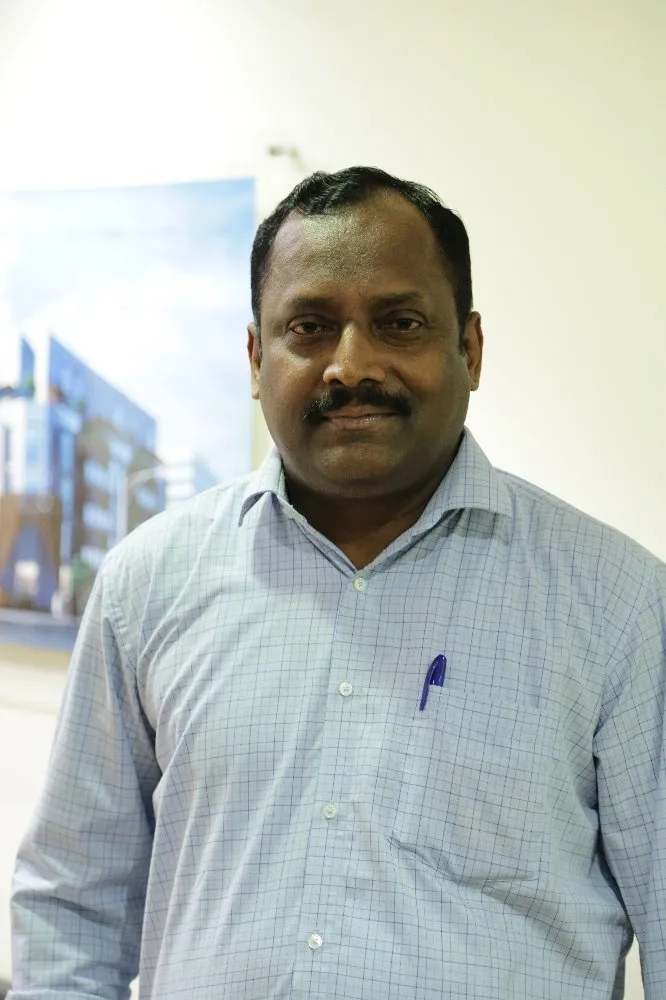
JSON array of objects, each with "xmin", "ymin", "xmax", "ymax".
[
  {"xmin": 103, "ymin": 472, "xmax": 253, "ymax": 576},
  {"xmin": 496, "ymin": 465, "xmax": 664, "ymax": 590}
]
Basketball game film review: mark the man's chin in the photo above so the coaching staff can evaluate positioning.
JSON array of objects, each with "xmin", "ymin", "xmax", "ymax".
[{"xmin": 311, "ymin": 446, "xmax": 406, "ymax": 492}]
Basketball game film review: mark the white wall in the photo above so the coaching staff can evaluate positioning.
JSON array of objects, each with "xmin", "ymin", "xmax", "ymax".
[
  {"xmin": 0, "ymin": 1, "xmax": 663, "ymax": 995},
  {"xmin": 1, "ymin": 0, "xmax": 664, "ymax": 561}
]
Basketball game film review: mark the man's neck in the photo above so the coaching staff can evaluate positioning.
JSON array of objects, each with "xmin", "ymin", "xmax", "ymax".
[{"xmin": 285, "ymin": 475, "xmax": 443, "ymax": 570}]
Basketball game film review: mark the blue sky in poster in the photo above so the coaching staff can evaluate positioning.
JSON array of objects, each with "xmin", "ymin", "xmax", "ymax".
[{"xmin": 0, "ymin": 178, "xmax": 255, "ymax": 481}]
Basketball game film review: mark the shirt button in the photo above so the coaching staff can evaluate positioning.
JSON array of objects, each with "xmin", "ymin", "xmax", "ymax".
[
  {"xmin": 338, "ymin": 681, "xmax": 353, "ymax": 697},
  {"xmin": 322, "ymin": 804, "xmax": 338, "ymax": 819},
  {"xmin": 308, "ymin": 933, "xmax": 323, "ymax": 950},
  {"xmin": 353, "ymin": 576, "xmax": 367, "ymax": 592}
]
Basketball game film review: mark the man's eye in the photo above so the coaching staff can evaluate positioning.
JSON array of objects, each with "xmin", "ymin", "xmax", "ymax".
[
  {"xmin": 289, "ymin": 321, "xmax": 329, "ymax": 336},
  {"xmin": 384, "ymin": 317, "xmax": 421, "ymax": 332}
]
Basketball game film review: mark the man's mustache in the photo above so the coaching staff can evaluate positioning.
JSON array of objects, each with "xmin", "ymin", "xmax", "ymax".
[{"xmin": 302, "ymin": 387, "xmax": 411, "ymax": 422}]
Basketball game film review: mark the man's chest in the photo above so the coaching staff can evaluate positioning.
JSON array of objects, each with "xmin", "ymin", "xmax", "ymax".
[{"xmin": 136, "ymin": 559, "xmax": 603, "ymax": 854}]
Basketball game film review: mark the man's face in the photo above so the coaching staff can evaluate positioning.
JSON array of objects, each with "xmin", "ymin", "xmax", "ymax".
[{"xmin": 248, "ymin": 191, "xmax": 483, "ymax": 501}]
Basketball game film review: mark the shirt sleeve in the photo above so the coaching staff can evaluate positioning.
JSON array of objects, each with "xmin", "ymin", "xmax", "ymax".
[
  {"xmin": 593, "ymin": 559, "xmax": 666, "ymax": 998},
  {"xmin": 8, "ymin": 554, "xmax": 161, "ymax": 1000}
]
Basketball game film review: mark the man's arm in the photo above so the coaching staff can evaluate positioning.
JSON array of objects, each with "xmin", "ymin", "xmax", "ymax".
[
  {"xmin": 593, "ymin": 559, "xmax": 666, "ymax": 998},
  {"xmin": 8, "ymin": 555, "xmax": 160, "ymax": 1000}
]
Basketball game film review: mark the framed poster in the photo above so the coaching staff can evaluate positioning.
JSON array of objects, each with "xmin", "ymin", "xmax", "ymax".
[{"xmin": 0, "ymin": 178, "xmax": 255, "ymax": 616}]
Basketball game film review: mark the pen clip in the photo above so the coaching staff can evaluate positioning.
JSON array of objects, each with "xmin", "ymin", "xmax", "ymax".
[{"xmin": 419, "ymin": 654, "xmax": 447, "ymax": 711}]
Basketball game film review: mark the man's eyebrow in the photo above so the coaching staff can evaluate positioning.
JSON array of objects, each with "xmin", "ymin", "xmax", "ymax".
[
  {"xmin": 282, "ymin": 295, "xmax": 336, "ymax": 313},
  {"xmin": 283, "ymin": 291, "xmax": 428, "ymax": 312},
  {"xmin": 367, "ymin": 291, "xmax": 428, "ymax": 308}
]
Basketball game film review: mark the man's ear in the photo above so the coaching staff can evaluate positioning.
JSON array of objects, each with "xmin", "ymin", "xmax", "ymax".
[
  {"xmin": 247, "ymin": 323, "xmax": 262, "ymax": 400},
  {"xmin": 463, "ymin": 312, "xmax": 483, "ymax": 391}
]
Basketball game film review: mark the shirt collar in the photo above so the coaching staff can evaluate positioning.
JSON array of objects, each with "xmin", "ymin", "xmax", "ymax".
[{"xmin": 238, "ymin": 426, "xmax": 513, "ymax": 527}]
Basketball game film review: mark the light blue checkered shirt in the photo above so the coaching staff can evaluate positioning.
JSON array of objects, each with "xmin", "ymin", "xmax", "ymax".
[{"xmin": 9, "ymin": 428, "xmax": 666, "ymax": 999}]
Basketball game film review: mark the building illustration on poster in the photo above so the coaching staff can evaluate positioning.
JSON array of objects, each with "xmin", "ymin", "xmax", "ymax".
[
  {"xmin": 0, "ymin": 178, "xmax": 255, "ymax": 615},
  {"xmin": 1, "ymin": 326, "xmax": 160, "ymax": 612}
]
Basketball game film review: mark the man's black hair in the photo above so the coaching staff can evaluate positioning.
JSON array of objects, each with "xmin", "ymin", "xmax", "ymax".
[{"xmin": 250, "ymin": 165, "xmax": 473, "ymax": 350}]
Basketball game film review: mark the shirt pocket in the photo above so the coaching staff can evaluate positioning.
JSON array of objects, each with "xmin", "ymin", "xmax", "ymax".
[{"xmin": 390, "ymin": 689, "xmax": 557, "ymax": 886}]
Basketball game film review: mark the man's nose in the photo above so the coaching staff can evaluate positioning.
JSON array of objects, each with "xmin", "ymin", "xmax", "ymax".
[{"xmin": 322, "ymin": 323, "xmax": 387, "ymax": 386}]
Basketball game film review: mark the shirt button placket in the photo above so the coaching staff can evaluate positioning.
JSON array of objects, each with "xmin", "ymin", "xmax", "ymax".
[{"xmin": 299, "ymin": 572, "xmax": 370, "ymax": 979}]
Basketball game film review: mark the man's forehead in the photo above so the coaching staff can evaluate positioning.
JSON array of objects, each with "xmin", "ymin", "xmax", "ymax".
[
  {"xmin": 278, "ymin": 288, "xmax": 432, "ymax": 314},
  {"xmin": 267, "ymin": 196, "xmax": 442, "ymax": 284},
  {"xmin": 275, "ymin": 193, "xmax": 431, "ymax": 249}
]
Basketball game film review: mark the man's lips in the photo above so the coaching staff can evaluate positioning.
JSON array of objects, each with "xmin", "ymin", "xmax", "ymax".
[
  {"xmin": 321, "ymin": 408, "xmax": 399, "ymax": 428},
  {"xmin": 325, "ymin": 406, "xmax": 398, "ymax": 418}
]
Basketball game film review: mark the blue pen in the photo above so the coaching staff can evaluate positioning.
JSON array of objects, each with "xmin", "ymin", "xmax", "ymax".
[{"xmin": 419, "ymin": 654, "xmax": 447, "ymax": 711}]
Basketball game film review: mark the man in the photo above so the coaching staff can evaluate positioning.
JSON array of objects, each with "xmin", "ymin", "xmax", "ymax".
[{"xmin": 9, "ymin": 167, "xmax": 666, "ymax": 999}]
